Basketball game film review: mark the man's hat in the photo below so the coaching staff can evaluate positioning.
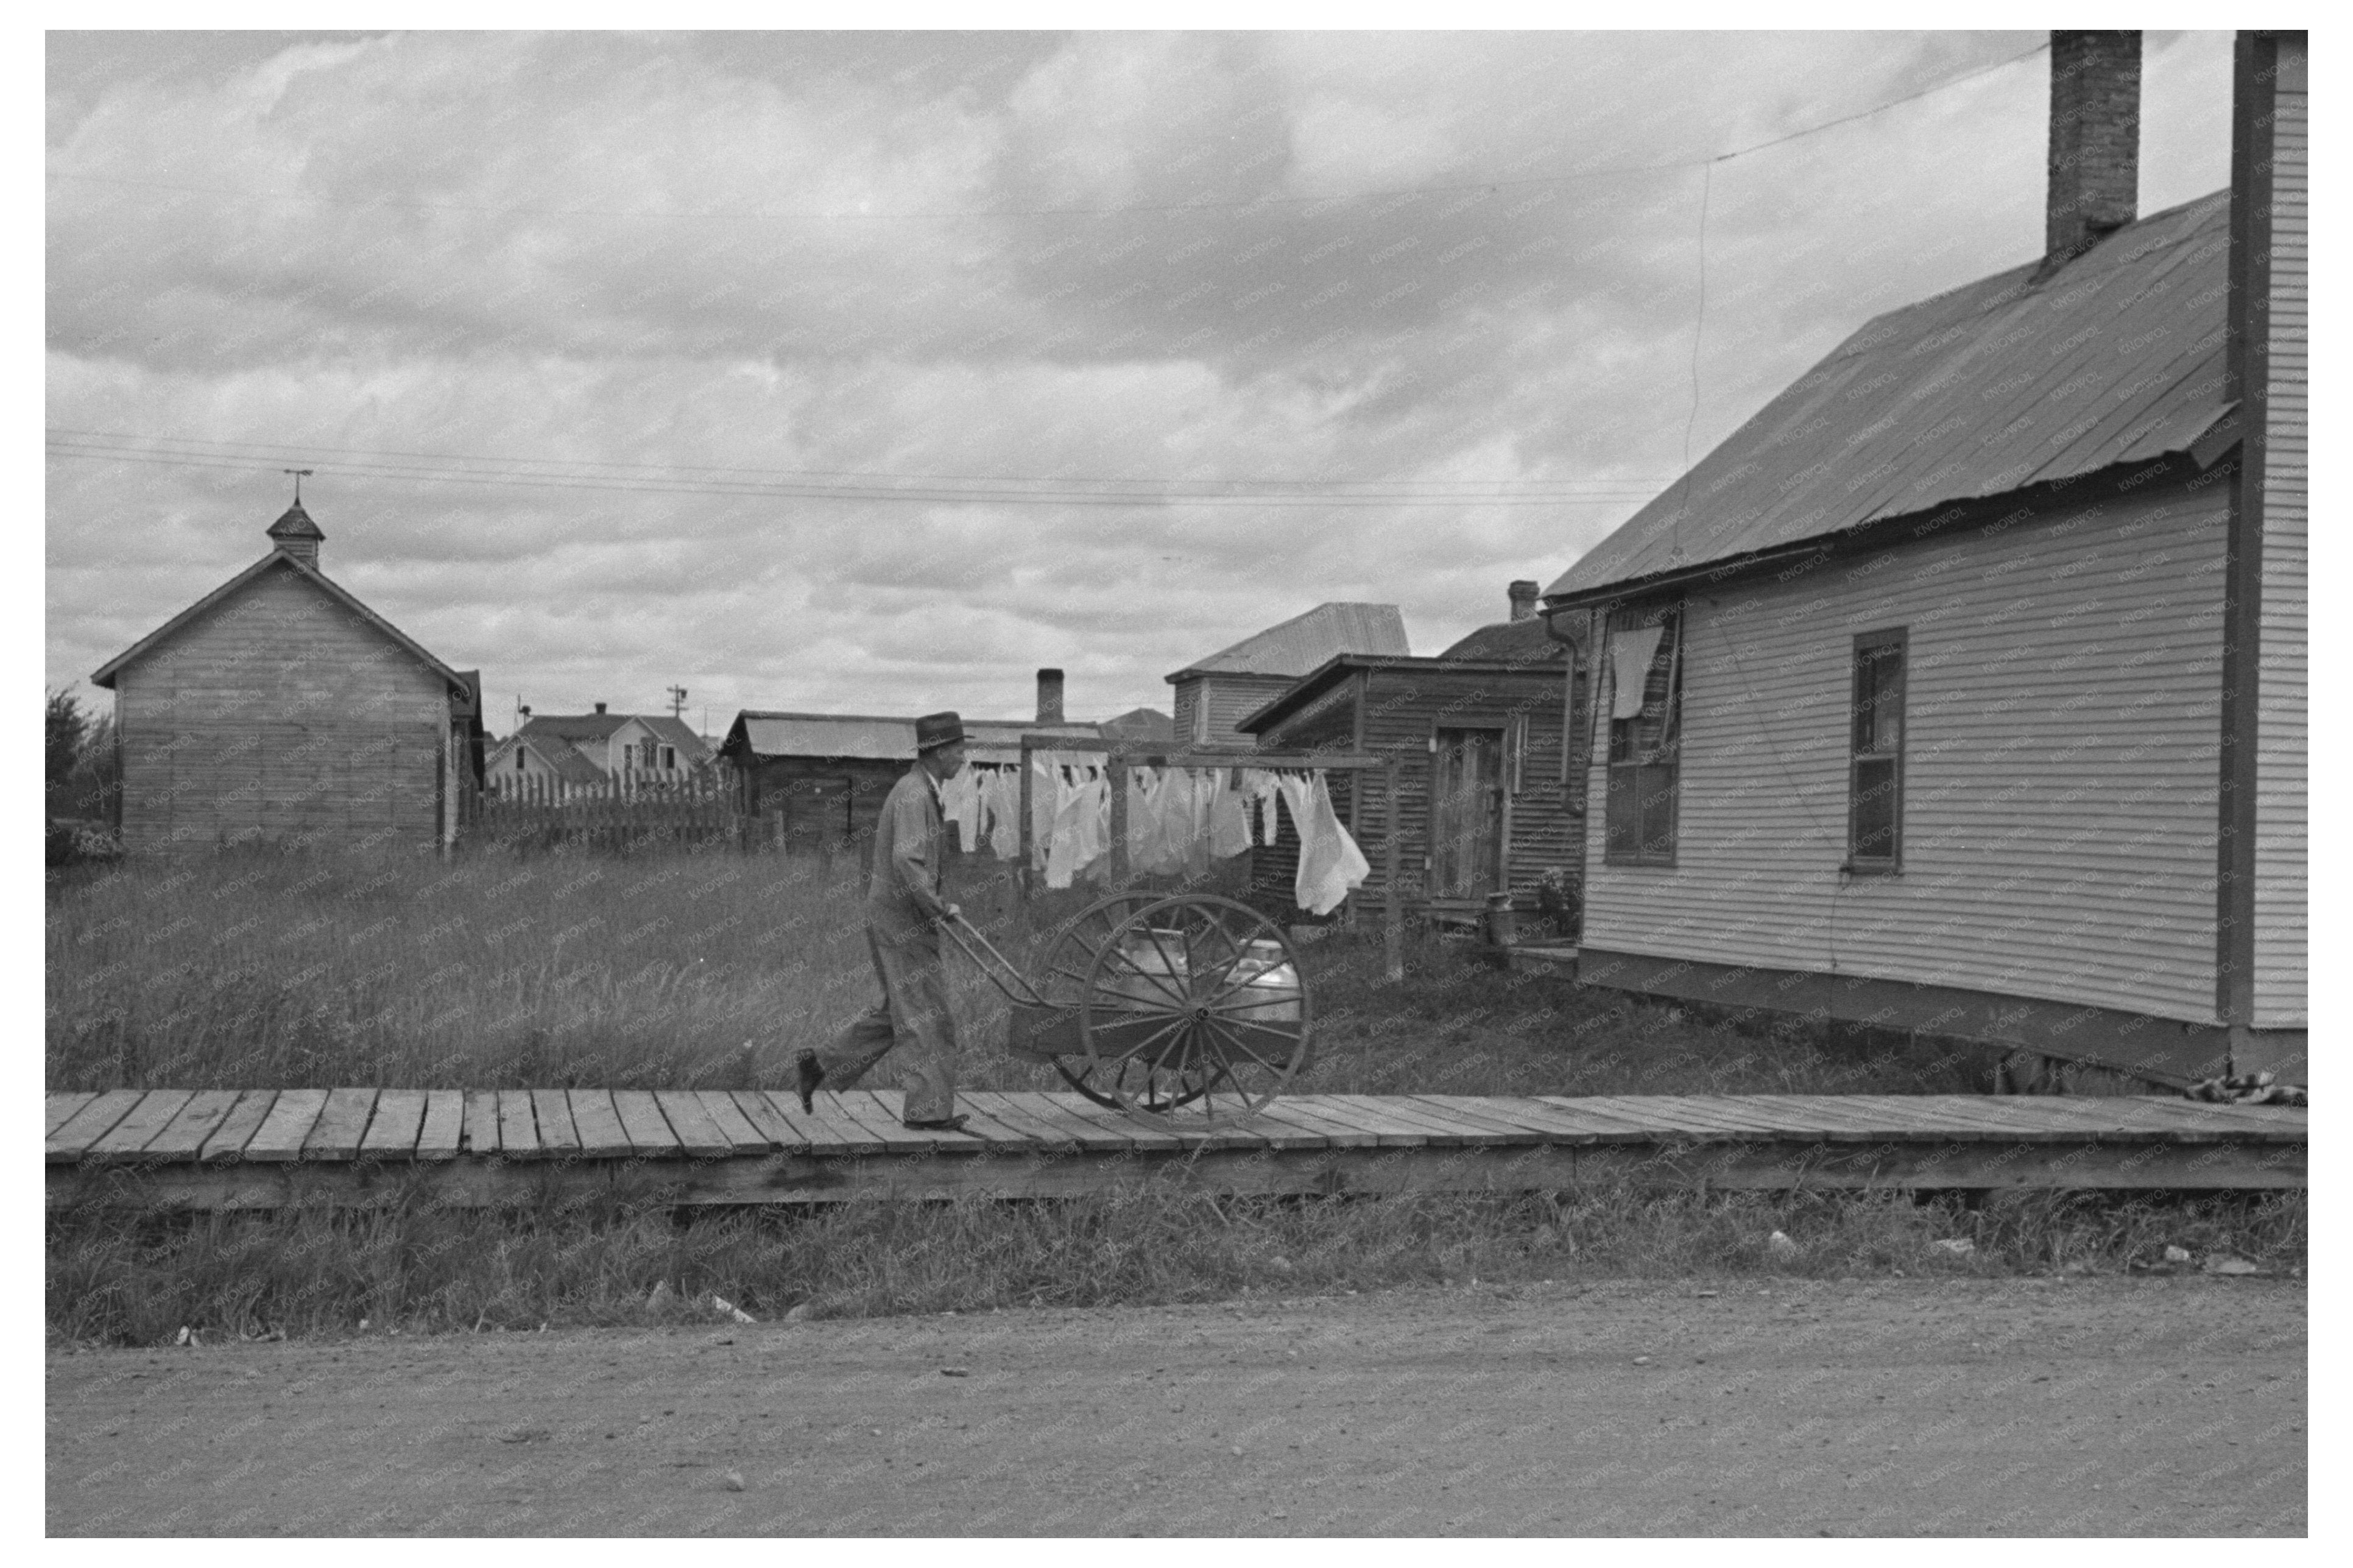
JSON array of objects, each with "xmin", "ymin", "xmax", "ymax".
[{"xmin": 915, "ymin": 711, "xmax": 965, "ymax": 752}]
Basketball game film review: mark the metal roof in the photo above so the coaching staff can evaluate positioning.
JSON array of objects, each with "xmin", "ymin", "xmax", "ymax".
[
  {"xmin": 724, "ymin": 711, "xmax": 1102, "ymax": 765},
  {"xmin": 1238, "ymin": 652, "xmax": 1568, "ymax": 734},
  {"xmin": 1545, "ymin": 190, "xmax": 2237, "ymax": 602},
  {"xmin": 1166, "ymin": 602, "xmax": 1409, "ymax": 681},
  {"xmin": 1436, "ymin": 616, "xmax": 1566, "ymax": 665}
]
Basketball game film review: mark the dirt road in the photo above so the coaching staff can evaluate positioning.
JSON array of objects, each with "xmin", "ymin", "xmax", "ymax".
[{"xmin": 48, "ymin": 1277, "xmax": 2303, "ymax": 1536}]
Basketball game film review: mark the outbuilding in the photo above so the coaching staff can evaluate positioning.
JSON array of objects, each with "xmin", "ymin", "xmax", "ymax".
[{"xmin": 90, "ymin": 500, "xmax": 480, "ymax": 854}]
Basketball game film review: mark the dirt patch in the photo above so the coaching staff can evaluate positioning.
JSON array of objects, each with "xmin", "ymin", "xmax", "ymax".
[{"xmin": 47, "ymin": 1276, "xmax": 2304, "ymax": 1536}]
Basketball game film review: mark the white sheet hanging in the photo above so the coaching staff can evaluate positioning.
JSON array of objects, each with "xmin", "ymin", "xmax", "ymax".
[
  {"xmin": 1045, "ymin": 767, "xmax": 1109, "ymax": 889},
  {"xmin": 1208, "ymin": 768, "xmax": 1251, "ymax": 859},
  {"xmin": 1608, "ymin": 625, "xmax": 1667, "ymax": 720},
  {"xmin": 1279, "ymin": 772, "xmax": 1371, "ymax": 916}
]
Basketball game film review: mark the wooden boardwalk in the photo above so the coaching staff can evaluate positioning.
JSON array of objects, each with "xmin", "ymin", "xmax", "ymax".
[{"xmin": 44, "ymin": 1088, "xmax": 2305, "ymax": 1208}]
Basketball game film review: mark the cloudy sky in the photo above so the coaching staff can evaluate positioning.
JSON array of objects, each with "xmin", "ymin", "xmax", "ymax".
[{"xmin": 45, "ymin": 29, "xmax": 2234, "ymax": 737}]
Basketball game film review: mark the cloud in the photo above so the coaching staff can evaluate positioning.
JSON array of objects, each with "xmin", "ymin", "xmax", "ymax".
[{"xmin": 47, "ymin": 30, "xmax": 2234, "ymax": 728}]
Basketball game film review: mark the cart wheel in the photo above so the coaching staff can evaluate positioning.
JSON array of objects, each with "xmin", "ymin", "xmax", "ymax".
[
  {"xmin": 1033, "ymin": 894, "xmax": 1163, "ymax": 1108},
  {"xmin": 1077, "ymin": 894, "xmax": 1312, "ymax": 1127}
]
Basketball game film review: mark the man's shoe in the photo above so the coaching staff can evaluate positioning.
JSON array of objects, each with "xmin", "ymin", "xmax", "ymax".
[
  {"xmin": 903, "ymin": 1114, "xmax": 972, "ymax": 1134},
  {"xmin": 794, "ymin": 1050, "xmax": 824, "ymax": 1114}
]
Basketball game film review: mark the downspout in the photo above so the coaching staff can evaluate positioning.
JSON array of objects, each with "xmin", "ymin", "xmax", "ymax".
[
  {"xmin": 1540, "ymin": 602, "xmax": 1596, "ymax": 943},
  {"xmin": 2215, "ymin": 30, "xmax": 2277, "ymax": 1074}
]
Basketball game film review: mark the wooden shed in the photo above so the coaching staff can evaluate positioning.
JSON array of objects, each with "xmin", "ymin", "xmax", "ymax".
[
  {"xmin": 1237, "ymin": 583, "xmax": 1585, "ymax": 929},
  {"xmin": 1536, "ymin": 32, "xmax": 2305, "ymax": 1086},
  {"xmin": 90, "ymin": 501, "xmax": 478, "ymax": 854},
  {"xmin": 1166, "ymin": 602, "xmax": 1408, "ymax": 750},
  {"xmin": 720, "ymin": 670, "xmax": 1102, "ymax": 857}
]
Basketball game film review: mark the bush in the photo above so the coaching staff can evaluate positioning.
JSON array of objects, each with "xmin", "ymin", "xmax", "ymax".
[{"xmin": 46, "ymin": 819, "xmax": 122, "ymax": 870}]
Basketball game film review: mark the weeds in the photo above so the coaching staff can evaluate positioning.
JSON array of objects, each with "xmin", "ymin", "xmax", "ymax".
[{"xmin": 48, "ymin": 1185, "xmax": 2306, "ymax": 1348}]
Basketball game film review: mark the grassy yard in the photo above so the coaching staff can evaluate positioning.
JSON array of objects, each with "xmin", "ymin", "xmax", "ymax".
[
  {"xmin": 46, "ymin": 845, "xmax": 1995, "ymax": 1097},
  {"xmin": 54, "ymin": 845, "xmax": 2299, "ymax": 1348}
]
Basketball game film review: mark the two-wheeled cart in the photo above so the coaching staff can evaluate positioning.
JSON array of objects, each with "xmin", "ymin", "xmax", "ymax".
[{"xmin": 942, "ymin": 893, "xmax": 1314, "ymax": 1128}]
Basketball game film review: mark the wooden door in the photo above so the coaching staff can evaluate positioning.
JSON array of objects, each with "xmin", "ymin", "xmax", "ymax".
[{"xmin": 1431, "ymin": 728, "xmax": 1503, "ymax": 898}]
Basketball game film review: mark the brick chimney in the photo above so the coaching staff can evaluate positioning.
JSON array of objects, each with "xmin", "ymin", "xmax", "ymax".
[
  {"xmin": 1508, "ymin": 580, "xmax": 1539, "ymax": 622},
  {"xmin": 2044, "ymin": 31, "xmax": 2141, "ymax": 272},
  {"xmin": 266, "ymin": 501, "xmax": 323, "ymax": 568},
  {"xmin": 594, "ymin": 701, "xmax": 607, "ymax": 715},
  {"xmin": 1035, "ymin": 668, "xmax": 1065, "ymax": 725}
]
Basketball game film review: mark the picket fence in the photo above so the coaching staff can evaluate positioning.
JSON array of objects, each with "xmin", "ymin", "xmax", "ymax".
[{"xmin": 462, "ymin": 767, "xmax": 751, "ymax": 854}]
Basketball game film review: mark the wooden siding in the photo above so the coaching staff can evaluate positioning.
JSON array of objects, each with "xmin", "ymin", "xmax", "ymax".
[
  {"xmin": 1579, "ymin": 477, "xmax": 2229, "ymax": 1026},
  {"xmin": 1176, "ymin": 674, "xmax": 1294, "ymax": 749},
  {"xmin": 115, "ymin": 566, "xmax": 451, "ymax": 854},
  {"xmin": 2253, "ymin": 35, "xmax": 2307, "ymax": 1028},
  {"xmin": 1253, "ymin": 663, "xmax": 1577, "ymax": 918}
]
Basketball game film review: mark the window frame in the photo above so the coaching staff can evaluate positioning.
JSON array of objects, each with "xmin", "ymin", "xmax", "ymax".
[
  {"xmin": 1601, "ymin": 602, "xmax": 1683, "ymax": 868},
  {"xmin": 1846, "ymin": 626, "xmax": 1908, "ymax": 875}
]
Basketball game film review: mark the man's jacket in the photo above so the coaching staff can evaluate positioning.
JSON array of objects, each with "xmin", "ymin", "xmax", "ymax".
[{"xmin": 867, "ymin": 764, "xmax": 953, "ymax": 945}]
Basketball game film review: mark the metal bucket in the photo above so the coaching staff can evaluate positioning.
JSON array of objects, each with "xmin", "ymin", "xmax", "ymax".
[{"xmin": 1227, "ymin": 937, "xmax": 1302, "ymax": 1023}]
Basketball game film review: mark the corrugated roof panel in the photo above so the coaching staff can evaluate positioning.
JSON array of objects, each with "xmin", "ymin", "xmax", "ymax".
[
  {"xmin": 740, "ymin": 715, "xmax": 916, "ymax": 761},
  {"xmin": 1548, "ymin": 191, "xmax": 2235, "ymax": 600},
  {"xmin": 1172, "ymin": 602, "xmax": 1409, "ymax": 678}
]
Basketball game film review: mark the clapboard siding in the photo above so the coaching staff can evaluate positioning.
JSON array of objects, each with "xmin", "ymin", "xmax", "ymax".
[
  {"xmin": 2252, "ymin": 35, "xmax": 2307, "ymax": 1028},
  {"xmin": 1581, "ymin": 476, "xmax": 2228, "ymax": 1024},
  {"xmin": 1256, "ymin": 662, "xmax": 1577, "ymax": 912},
  {"xmin": 115, "ymin": 566, "xmax": 451, "ymax": 854}
]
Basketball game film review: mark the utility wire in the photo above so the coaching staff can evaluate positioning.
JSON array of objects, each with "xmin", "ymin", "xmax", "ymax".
[{"xmin": 46, "ymin": 43, "xmax": 2047, "ymax": 226}]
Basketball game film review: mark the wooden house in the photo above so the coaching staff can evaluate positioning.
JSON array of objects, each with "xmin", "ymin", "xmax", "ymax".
[
  {"xmin": 90, "ymin": 501, "xmax": 479, "ymax": 854},
  {"xmin": 1238, "ymin": 582, "xmax": 1585, "ymax": 927},
  {"xmin": 486, "ymin": 706, "xmax": 712, "ymax": 793},
  {"xmin": 1165, "ymin": 602, "xmax": 1408, "ymax": 750},
  {"xmin": 721, "ymin": 670, "xmax": 1102, "ymax": 856},
  {"xmin": 1536, "ymin": 32, "xmax": 2305, "ymax": 1086}
]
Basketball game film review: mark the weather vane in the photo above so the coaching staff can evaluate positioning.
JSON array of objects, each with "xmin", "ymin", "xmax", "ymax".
[{"xmin": 283, "ymin": 468, "xmax": 314, "ymax": 504}]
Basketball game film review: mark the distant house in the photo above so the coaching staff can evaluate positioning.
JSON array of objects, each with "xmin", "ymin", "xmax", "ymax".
[
  {"xmin": 485, "ymin": 704, "xmax": 713, "ymax": 793},
  {"xmin": 1535, "ymin": 32, "xmax": 2305, "ymax": 1086},
  {"xmin": 1238, "ymin": 582, "xmax": 1584, "ymax": 926},
  {"xmin": 1165, "ymin": 602, "xmax": 1408, "ymax": 750},
  {"xmin": 720, "ymin": 669, "xmax": 1102, "ymax": 856},
  {"xmin": 1098, "ymin": 706, "xmax": 1176, "ymax": 745},
  {"xmin": 90, "ymin": 501, "xmax": 479, "ymax": 854}
]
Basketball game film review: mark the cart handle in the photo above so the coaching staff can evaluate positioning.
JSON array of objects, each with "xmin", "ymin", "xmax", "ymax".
[{"xmin": 939, "ymin": 911, "xmax": 1052, "ymax": 1008}]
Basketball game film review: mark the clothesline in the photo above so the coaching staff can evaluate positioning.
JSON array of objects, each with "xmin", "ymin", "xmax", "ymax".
[{"xmin": 949, "ymin": 754, "xmax": 1372, "ymax": 915}]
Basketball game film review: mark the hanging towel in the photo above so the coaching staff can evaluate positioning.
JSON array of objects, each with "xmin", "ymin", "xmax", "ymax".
[
  {"xmin": 1285, "ymin": 772, "xmax": 1371, "ymax": 916},
  {"xmin": 940, "ymin": 766, "xmax": 983, "ymax": 851},
  {"xmin": 1608, "ymin": 625, "xmax": 1667, "ymax": 720},
  {"xmin": 1208, "ymin": 769, "xmax": 1251, "ymax": 859},
  {"xmin": 1126, "ymin": 766, "xmax": 1163, "ymax": 873},
  {"xmin": 986, "ymin": 768, "xmax": 1021, "ymax": 860},
  {"xmin": 1029, "ymin": 756, "xmax": 1062, "ymax": 872},
  {"xmin": 1046, "ymin": 767, "xmax": 1109, "ymax": 889}
]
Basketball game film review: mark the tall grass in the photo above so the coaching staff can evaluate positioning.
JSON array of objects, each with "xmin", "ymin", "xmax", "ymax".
[
  {"xmin": 48, "ymin": 1184, "xmax": 2305, "ymax": 1347},
  {"xmin": 45, "ymin": 846, "xmax": 2002, "ymax": 1096}
]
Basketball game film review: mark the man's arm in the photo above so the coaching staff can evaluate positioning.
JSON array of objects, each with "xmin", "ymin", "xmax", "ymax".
[{"xmin": 887, "ymin": 782, "xmax": 954, "ymax": 923}]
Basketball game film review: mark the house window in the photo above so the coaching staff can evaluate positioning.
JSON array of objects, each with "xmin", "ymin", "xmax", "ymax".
[
  {"xmin": 1603, "ymin": 604, "xmax": 1681, "ymax": 865},
  {"xmin": 661, "ymin": 745, "xmax": 677, "ymax": 770},
  {"xmin": 514, "ymin": 750, "xmax": 526, "ymax": 772},
  {"xmin": 1848, "ymin": 628, "xmax": 1907, "ymax": 872}
]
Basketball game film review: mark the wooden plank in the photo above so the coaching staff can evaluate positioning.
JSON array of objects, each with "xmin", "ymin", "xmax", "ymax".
[
  {"xmin": 610, "ymin": 1090, "xmax": 682, "ymax": 1158},
  {"xmin": 1596, "ymin": 1095, "xmax": 1843, "ymax": 1141},
  {"xmin": 302, "ymin": 1088, "xmax": 379, "ymax": 1160},
  {"xmin": 1832, "ymin": 1095, "xmax": 2102, "ymax": 1144},
  {"xmin": 1318, "ymin": 1095, "xmax": 1490, "ymax": 1146},
  {"xmin": 728, "ymin": 1089, "xmax": 816, "ymax": 1154},
  {"xmin": 785, "ymin": 1092, "xmax": 889, "ymax": 1156},
  {"xmin": 833, "ymin": 1091, "xmax": 987, "ymax": 1155},
  {"xmin": 651, "ymin": 1089, "xmax": 732, "ymax": 1158},
  {"xmin": 47, "ymin": 1092, "xmax": 96, "ymax": 1137},
  {"xmin": 1812, "ymin": 1095, "xmax": 2013, "ymax": 1142},
  {"xmin": 1023, "ymin": 1092, "xmax": 1186, "ymax": 1153},
  {"xmin": 358, "ymin": 1090, "xmax": 427, "ymax": 1158},
  {"xmin": 1278, "ymin": 1095, "xmax": 1430, "ymax": 1148},
  {"xmin": 1565, "ymin": 1096, "xmax": 1766, "ymax": 1141},
  {"xmin": 531, "ymin": 1089, "xmax": 582, "ymax": 1157},
  {"xmin": 1505, "ymin": 1098, "xmax": 1670, "ymax": 1142},
  {"xmin": 1375, "ymin": 1096, "xmax": 1553, "ymax": 1144},
  {"xmin": 691, "ymin": 1089, "xmax": 766, "ymax": 1155},
  {"xmin": 47, "ymin": 1089, "xmax": 147, "ymax": 1164},
  {"xmin": 934, "ymin": 1094, "xmax": 1052, "ymax": 1148},
  {"xmin": 1748, "ymin": 1095, "xmax": 1949, "ymax": 1141},
  {"xmin": 1412, "ymin": 1095, "xmax": 1616, "ymax": 1144},
  {"xmin": 461, "ymin": 1090, "xmax": 502, "ymax": 1156},
  {"xmin": 566, "ymin": 1090, "xmax": 634, "ymax": 1158},
  {"xmin": 496, "ymin": 1089, "xmax": 542, "ymax": 1159},
  {"xmin": 415, "ymin": 1090, "xmax": 466, "ymax": 1160},
  {"xmin": 86, "ymin": 1089, "xmax": 198, "ymax": 1162},
  {"xmin": 1246, "ymin": 1098, "xmax": 1378, "ymax": 1148},
  {"xmin": 201, "ymin": 1091, "xmax": 278, "ymax": 1162},
  {"xmin": 243, "ymin": 1089, "xmax": 330, "ymax": 1162},
  {"xmin": 139, "ymin": 1090, "xmax": 245, "ymax": 1162}
]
